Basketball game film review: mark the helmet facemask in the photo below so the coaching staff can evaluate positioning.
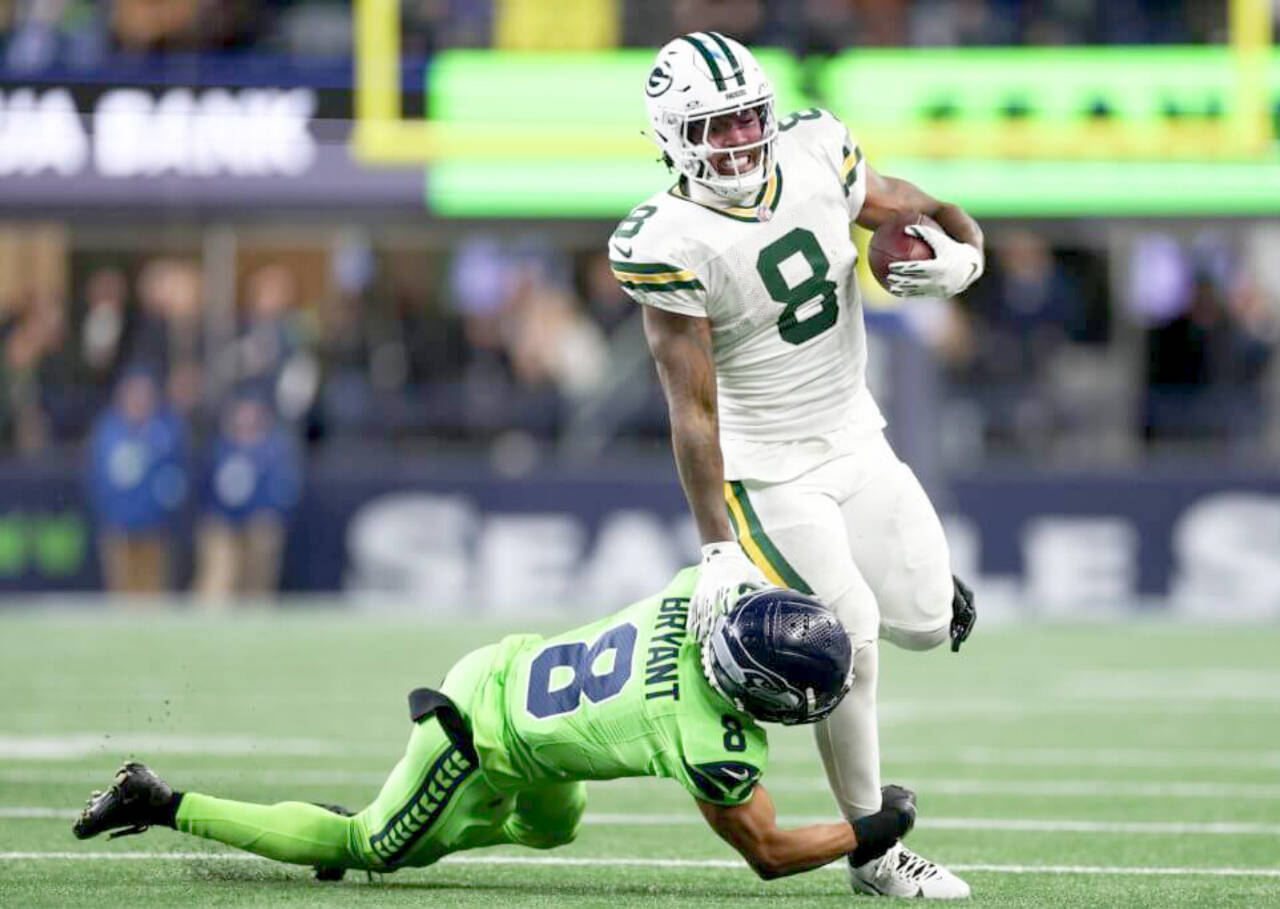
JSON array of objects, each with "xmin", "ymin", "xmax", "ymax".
[{"xmin": 663, "ymin": 97, "xmax": 777, "ymax": 201}]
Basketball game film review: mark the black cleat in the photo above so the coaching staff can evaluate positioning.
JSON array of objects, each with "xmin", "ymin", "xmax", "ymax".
[
  {"xmin": 312, "ymin": 803, "xmax": 354, "ymax": 881},
  {"xmin": 72, "ymin": 762, "xmax": 174, "ymax": 841}
]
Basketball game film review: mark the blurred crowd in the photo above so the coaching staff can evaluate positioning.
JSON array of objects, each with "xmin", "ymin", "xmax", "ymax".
[
  {"xmin": 0, "ymin": 0, "xmax": 1260, "ymax": 69},
  {"xmin": 3, "ymin": 220, "xmax": 1276, "ymax": 457},
  {"xmin": 935, "ymin": 227, "xmax": 1279, "ymax": 464},
  {"xmin": 0, "ymin": 218, "xmax": 1275, "ymax": 595}
]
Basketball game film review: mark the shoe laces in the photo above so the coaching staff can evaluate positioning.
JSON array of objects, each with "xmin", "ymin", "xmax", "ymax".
[{"xmin": 894, "ymin": 846, "xmax": 942, "ymax": 881}]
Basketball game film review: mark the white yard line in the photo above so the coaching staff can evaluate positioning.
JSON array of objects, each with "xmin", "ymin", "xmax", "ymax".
[
  {"xmin": 0, "ymin": 851, "xmax": 1277, "ymax": 879},
  {"xmin": 9, "ymin": 807, "xmax": 1280, "ymax": 835},
  {"xmin": 0, "ymin": 768, "xmax": 391, "ymax": 786}
]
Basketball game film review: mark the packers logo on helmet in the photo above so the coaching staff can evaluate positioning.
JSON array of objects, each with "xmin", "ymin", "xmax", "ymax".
[
  {"xmin": 643, "ymin": 32, "xmax": 777, "ymax": 201},
  {"xmin": 646, "ymin": 65, "xmax": 674, "ymax": 98}
]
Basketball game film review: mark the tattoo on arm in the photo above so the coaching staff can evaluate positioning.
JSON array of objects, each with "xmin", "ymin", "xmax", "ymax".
[{"xmin": 642, "ymin": 307, "xmax": 735, "ymax": 544}]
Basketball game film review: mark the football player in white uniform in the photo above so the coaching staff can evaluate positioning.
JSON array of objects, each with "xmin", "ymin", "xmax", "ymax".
[{"xmin": 611, "ymin": 33, "xmax": 983, "ymax": 899}]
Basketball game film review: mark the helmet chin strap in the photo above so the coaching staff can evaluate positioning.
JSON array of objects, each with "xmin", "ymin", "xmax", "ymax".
[{"xmin": 686, "ymin": 167, "xmax": 766, "ymax": 207}]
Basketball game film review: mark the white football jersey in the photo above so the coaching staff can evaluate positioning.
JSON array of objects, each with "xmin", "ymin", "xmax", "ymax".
[{"xmin": 611, "ymin": 108, "xmax": 885, "ymax": 480}]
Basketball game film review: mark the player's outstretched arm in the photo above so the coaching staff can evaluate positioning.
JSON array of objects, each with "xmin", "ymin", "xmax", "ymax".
[
  {"xmin": 696, "ymin": 783, "xmax": 853, "ymax": 879},
  {"xmin": 696, "ymin": 783, "xmax": 917, "ymax": 881},
  {"xmin": 641, "ymin": 306, "xmax": 735, "ymax": 546},
  {"xmin": 643, "ymin": 305, "xmax": 768, "ymax": 635}
]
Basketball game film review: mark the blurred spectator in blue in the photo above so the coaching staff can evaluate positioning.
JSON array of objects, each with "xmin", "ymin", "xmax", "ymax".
[
  {"xmin": 193, "ymin": 392, "xmax": 300, "ymax": 602},
  {"xmin": 4, "ymin": 0, "xmax": 108, "ymax": 72},
  {"xmin": 86, "ymin": 365, "xmax": 187, "ymax": 596}
]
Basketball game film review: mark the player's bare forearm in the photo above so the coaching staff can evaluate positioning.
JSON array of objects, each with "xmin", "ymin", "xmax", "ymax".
[
  {"xmin": 642, "ymin": 306, "xmax": 735, "ymax": 544},
  {"xmin": 930, "ymin": 202, "xmax": 983, "ymax": 254},
  {"xmin": 697, "ymin": 784, "xmax": 855, "ymax": 879},
  {"xmin": 858, "ymin": 165, "xmax": 983, "ymax": 253}
]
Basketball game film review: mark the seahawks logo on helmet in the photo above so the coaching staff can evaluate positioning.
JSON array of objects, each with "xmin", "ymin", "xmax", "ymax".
[{"xmin": 702, "ymin": 589, "xmax": 853, "ymax": 726}]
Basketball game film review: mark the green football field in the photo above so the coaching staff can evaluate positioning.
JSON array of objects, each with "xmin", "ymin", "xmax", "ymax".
[{"xmin": 1, "ymin": 609, "xmax": 1278, "ymax": 907}]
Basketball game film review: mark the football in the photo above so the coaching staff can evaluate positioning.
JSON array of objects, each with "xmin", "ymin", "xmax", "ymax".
[{"xmin": 868, "ymin": 212, "xmax": 939, "ymax": 290}]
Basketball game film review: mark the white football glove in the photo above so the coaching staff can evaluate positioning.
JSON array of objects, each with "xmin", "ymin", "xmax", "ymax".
[
  {"xmin": 887, "ymin": 223, "xmax": 984, "ymax": 298},
  {"xmin": 688, "ymin": 541, "xmax": 770, "ymax": 641}
]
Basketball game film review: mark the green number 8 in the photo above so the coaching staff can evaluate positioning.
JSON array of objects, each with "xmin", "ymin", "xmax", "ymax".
[
  {"xmin": 777, "ymin": 108, "xmax": 824, "ymax": 132},
  {"xmin": 756, "ymin": 227, "xmax": 839, "ymax": 345},
  {"xmin": 615, "ymin": 205, "xmax": 658, "ymax": 239}
]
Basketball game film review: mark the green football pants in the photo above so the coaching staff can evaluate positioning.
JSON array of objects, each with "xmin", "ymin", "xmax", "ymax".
[{"xmin": 175, "ymin": 644, "xmax": 587, "ymax": 871}]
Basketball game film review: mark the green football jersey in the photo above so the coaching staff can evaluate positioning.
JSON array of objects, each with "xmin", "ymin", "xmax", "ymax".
[{"xmin": 465, "ymin": 567, "xmax": 768, "ymax": 806}]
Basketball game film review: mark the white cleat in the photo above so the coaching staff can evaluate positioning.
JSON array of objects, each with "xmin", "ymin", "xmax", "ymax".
[{"xmin": 850, "ymin": 843, "xmax": 971, "ymax": 899}]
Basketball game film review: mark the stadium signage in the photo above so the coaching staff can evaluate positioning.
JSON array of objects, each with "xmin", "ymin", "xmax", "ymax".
[
  {"xmin": 0, "ymin": 85, "xmax": 424, "ymax": 208},
  {"xmin": 0, "ymin": 86, "xmax": 315, "ymax": 178},
  {"xmin": 342, "ymin": 485, "xmax": 1280, "ymax": 619}
]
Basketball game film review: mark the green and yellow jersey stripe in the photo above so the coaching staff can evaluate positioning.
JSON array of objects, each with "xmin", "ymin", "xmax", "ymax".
[
  {"xmin": 840, "ymin": 145, "xmax": 863, "ymax": 196},
  {"xmin": 724, "ymin": 481, "xmax": 813, "ymax": 594},
  {"xmin": 610, "ymin": 260, "xmax": 704, "ymax": 293}
]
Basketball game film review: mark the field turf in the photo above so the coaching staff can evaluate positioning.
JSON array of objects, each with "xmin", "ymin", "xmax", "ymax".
[{"xmin": 1, "ymin": 608, "xmax": 1278, "ymax": 907}]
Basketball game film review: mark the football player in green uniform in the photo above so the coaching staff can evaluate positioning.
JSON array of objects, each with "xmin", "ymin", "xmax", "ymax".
[{"xmin": 73, "ymin": 570, "xmax": 917, "ymax": 883}]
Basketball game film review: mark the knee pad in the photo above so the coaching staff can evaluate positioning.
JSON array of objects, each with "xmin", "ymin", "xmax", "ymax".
[
  {"xmin": 879, "ymin": 618, "xmax": 948, "ymax": 652},
  {"xmin": 827, "ymin": 581, "xmax": 879, "ymax": 649},
  {"xmin": 505, "ymin": 783, "xmax": 586, "ymax": 849}
]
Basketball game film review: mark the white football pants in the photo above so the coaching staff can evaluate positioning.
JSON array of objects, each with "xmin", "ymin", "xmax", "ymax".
[{"xmin": 724, "ymin": 430, "xmax": 953, "ymax": 819}]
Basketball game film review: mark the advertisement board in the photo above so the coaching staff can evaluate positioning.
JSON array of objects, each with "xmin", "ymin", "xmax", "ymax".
[
  {"xmin": 4, "ymin": 454, "xmax": 1277, "ymax": 621},
  {"xmin": 0, "ymin": 84, "xmax": 424, "ymax": 210}
]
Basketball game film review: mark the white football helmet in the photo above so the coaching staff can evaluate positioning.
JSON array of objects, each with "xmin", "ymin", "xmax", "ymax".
[{"xmin": 644, "ymin": 32, "xmax": 777, "ymax": 201}]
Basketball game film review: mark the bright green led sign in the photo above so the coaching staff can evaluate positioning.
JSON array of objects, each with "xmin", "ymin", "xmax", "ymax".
[{"xmin": 410, "ymin": 48, "xmax": 1280, "ymax": 218}]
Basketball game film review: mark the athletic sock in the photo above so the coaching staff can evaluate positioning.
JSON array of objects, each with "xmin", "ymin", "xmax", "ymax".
[
  {"xmin": 175, "ymin": 793, "xmax": 360, "ymax": 868},
  {"xmin": 156, "ymin": 791, "xmax": 183, "ymax": 828},
  {"xmin": 814, "ymin": 640, "xmax": 882, "ymax": 819}
]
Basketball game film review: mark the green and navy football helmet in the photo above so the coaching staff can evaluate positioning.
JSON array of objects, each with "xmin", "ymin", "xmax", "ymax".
[{"xmin": 702, "ymin": 588, "xmax": 853, "ymax": 725}]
